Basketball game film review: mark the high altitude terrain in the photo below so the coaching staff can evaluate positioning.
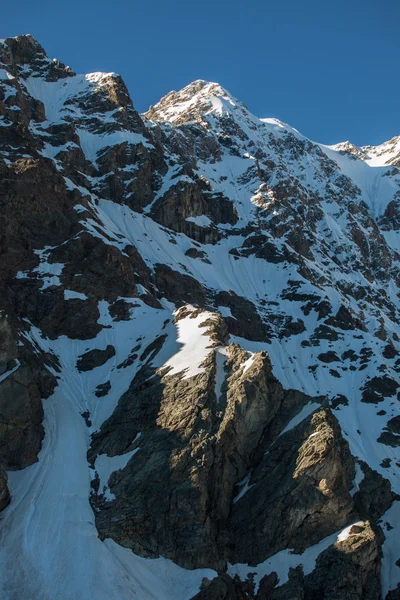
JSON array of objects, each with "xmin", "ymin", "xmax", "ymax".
[{"xmin": 0, "ymin": 34, "xmax": 400, "ymax": 600}]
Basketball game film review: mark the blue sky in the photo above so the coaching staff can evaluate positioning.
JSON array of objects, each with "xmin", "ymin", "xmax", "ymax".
[{"xmin": 2, "ymin": 0, "xmax": 399, "ymax": 145}]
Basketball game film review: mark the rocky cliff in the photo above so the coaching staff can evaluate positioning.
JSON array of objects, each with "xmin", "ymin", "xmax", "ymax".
[{"xmin": 0, "ymin": 35, "xmax": 399, "ymax": 600}]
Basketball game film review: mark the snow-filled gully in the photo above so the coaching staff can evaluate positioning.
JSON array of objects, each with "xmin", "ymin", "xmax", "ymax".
[{"xmin": 0, "ymin": 304, "xmax": 217, "ymax": 600}]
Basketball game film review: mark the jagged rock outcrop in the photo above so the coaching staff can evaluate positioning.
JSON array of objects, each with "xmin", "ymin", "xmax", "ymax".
[
  {"xmin": 77, "ymin": 345, "xmax": 116, "ymax": 372},
  {"xmin": 302, "ymin": 522, "xmax": 382, "ymax": 600},
  {"xmin": 0, "ymin": 466, "xmax": 10, "ymax": 511},
  {"xmin": 190, "ymin": 523, "xmax": 383, "ymax": 600},
  {"xmin": 0, "ymin": 310, "xmax": 54, "ymax": 474},
  {"xmin": 89, "ymin": 335, "xmax": 324, "ymax": 570},
  {"xmin": 230, "ymin": 408, "xmax": 356, "ymax": 565}
]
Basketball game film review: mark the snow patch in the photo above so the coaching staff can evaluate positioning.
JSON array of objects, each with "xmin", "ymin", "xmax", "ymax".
[
  {"xmin": 64, "ymin": 289, "xmax": 88, "ymax": 301},
  {"xmin": 185, "ymin": 215, "xmax": 212, "ymax": 227},
  {"xmin": 155, "ymin": 307, "xmax": 216, "ymax": 379},
  {"xmin": 279, "ymin": 402, "xmax": 321, "ymax": 437},
  {"xmin": 242, "ymin": 353, "xmax": 256, "ymax": 374},
  {"xmin": 233, "ymin": 474, "xmax": 255, "ymax": 504}
]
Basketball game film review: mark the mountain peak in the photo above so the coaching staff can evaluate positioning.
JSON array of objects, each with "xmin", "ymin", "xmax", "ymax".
[
  {"xmin": 328, "ymin": 140, "xmax": 369, "ymax": 160},
  {"xmin": 0, "ymin": 34, "xmax": 75, "ymax": 81},
  {"xmin": 144, "ymin": 79, "xmax": 242, "ymax": 124},
  {"xmin": 362, "ymin": 135, "xmax": 400, "ymax": 166},
  {"xmin": 0, "ymin": 34, "xmax": 47, "ymax": 63}
]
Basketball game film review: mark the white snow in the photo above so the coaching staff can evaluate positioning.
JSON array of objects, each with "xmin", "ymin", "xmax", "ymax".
[
  {"xmin": 349, "ymin": 462, "xmax": 365, "ymax": 497},
  {"xmin": 155, "ymin": 307, "xmax": 215, "ymax": 379},
  {"xmin": 242, "ymin": 353, "xmax": 256, "ymax": 374},
  {"xmin": 337, "ymin": 521, "xmax": 364, "ymax": 542},
  {"xmin": 33, "ymin": 258, "xmax": 64, "ymax": 289},
  {"xmin": 319, "ymin": 143, "xmax": 398, "ymax": 217},
  {"xmin": 103, "ymin": 539, "xmax": 217, "ymax": 600},
  {"xmin": 218, "ymin": 306, "xmax": 233, "ymax": 318},
  {"xmin": 41, "ymin": 141, "xmax": 80, "ymax": 160},
  {"xmin": 77, "ymin": 128, "xmax": 150, "ymax": 165},
  {"xmin": 64, "ymin": 289, "xmax": 88, "ymax": 301},
  {"xmin": 233, "ymin": 474, "xmax": 255, "ymax": 504},
  {"xmin": 185, "ymin": 215, "xmax": 212, "ymax": 227},
  {"xmin": 0, "ymin": 69, "xmax": 14, "ymax": 80},
  {"xmin": 278, "ymin": 402, "xmax": 321, "ymax": 437},
  {"xmin": 136, "ymin": 283, "xmax": 148, "ymax": 295},
  {"xmin": 362, "ymin": 137, "xmax": 400, "ymax": 167}
]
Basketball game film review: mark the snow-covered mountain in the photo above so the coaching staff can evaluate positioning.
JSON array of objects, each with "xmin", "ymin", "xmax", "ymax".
[{"xmin": 0, "ymin": 35, "xmax": 400, "ymax": 600}]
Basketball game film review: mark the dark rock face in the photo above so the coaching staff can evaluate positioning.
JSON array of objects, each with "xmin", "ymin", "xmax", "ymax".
[
  {"xmin": 94, "ymin": 381, "xmax": 111, "ymax": 397},
  {"xmin": 0, "ymin": 359, "xmax": 44, "ymax": 469},
  {"xmin": 150, "ymin": 179, "xmax": 238, "ymax": 243},
  {"xmin": 1, "ymin": 35, "xmax": 400, "ymax": 600},
  {"xmin": 215, "ymin": 291, "xmax": 271, "ymax": 342},
  {"xmin": 230, "ymin": 408, "xmax": 356, "ymax": 565},
  {"xmin": 378, "ymin": 416, "xmax": 400, "ymax": 447},
  {"xmin": 303, "ymin": 522, "xmax": 382, "ymax": 600},
  {"xmin": 189, "ymin": 523, "xmax": 382, "ymax": 600},
  {"xmin": 0, "ymin": 311, "xmax": 52, "ymax": 472},
  {"xmin": 353, "ymin": 462, "xmax": 397, "ymax": 521},
  {"xmin": 109, "ymin": 299, "xmax": 138, "ymax": 321},
  {"xmin": 362, "ymin": 376, "xmax": 399, "ymax": 404},
  {"xmin": 16, "ymin": 287, "xmax": 103, "ymax": 341},
  {"xmin": 0, "ymin": 157, "xmax": 76, "ymax": 277},
  {"xmin": 387, "ymin": 587, "xmax": 400, "ymax": 600},
  {"xmin": 155, "ymin": 263, "xmax": 207, "ymax": 305},
  {"xmin": 238, "ymin": 234, "xmax": 296, "ymax": 264},
  {"xmin": 77, "ymin": 345, "xmax": 116, "ymax": 372},
  {"xmin": 190, "ymin": 574, "xmax": 252, "ymax": 600},
  {"xmin": 0, "ymin": 466, "xmax": 10, "ymax": 511}
]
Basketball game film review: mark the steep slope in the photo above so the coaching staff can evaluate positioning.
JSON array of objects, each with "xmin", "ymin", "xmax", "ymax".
[{"xmin": 0, "ymin": 35, "xmax": 399, "ymax": 600}]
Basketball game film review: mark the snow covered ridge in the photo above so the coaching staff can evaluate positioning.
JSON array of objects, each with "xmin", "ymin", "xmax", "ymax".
[
  {"xmin": 330, "ymin": 137, "xmax": 400, "ymax": 167},
  {"xmin": 1, "ymin": 34, "xmax": 400, "ymax": 600}
]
